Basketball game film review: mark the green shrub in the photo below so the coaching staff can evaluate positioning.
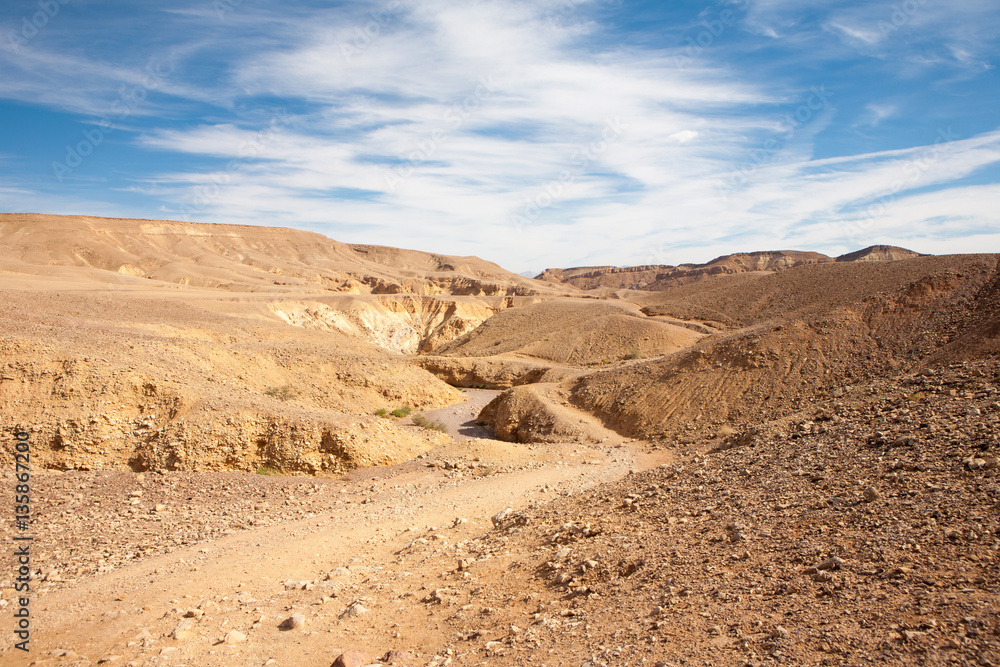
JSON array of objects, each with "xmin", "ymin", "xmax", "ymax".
[
  {"xmin": 256, "ymin": 466, "xmax": 280, "ymax": 476},
  {"xmin": 264, "ymin": 384, "xmax": 299, "ymax": 401},
  {"xmin": 412, "ymin": 414, "xmax": 448, "ymax": 433},
  {"xmin": 374, "ymin": 408, "xmax": 389, "ymax": 417},
  {"xmin": 390, "ymin": 406, "xmax": 412, "ymax": 418}
]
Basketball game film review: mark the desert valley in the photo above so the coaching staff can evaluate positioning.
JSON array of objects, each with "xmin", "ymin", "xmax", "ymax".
[{"xmin": 0, "ymin": 212, "xmax": 998, "ymax": 667}]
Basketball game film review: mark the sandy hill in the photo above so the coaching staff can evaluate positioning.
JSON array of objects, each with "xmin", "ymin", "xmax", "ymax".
[
  {"xmin": 0, "ymin": 213, "xmax": 553, "ymax": 296},
  {"xmin": 435, "ymin": 298, "xmax": 702, "ymax": 365},
  {"xmin": 537, "ymin": 246, "xmax": 922, "ymax": 291}
]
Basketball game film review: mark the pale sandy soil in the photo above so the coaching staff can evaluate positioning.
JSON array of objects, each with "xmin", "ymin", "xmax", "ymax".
[{"xmin": 0, "ymin": 392, "xmax": 670, "ymax": 667}]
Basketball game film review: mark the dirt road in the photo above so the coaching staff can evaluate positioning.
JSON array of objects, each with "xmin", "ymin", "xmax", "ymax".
[{"xmin": 0, "ymin": 392, "xmax": 668, "ymax": 667}]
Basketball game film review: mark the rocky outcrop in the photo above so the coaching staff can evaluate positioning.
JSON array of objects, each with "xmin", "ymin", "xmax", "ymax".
[
  {"xmin": 478, "ymin": 385, "xmax": 593, "ymax": 443},
  {"xmin": 835, "ymin": 245, "xmax": 924, "ymax": 262},
  {"xmin": 267, "ymin": 296, "xmax": 513, "ymax": 354}
]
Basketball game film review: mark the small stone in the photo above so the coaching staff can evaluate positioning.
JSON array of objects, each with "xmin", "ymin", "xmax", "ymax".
[
  {"xmin": 325, "ymin": 567, "xmax": 352, "ymax": 580},
  {"xmin": 331, "ymin": 649, "xmax": 371, "ymax": 667},
  {"xmin": 224, "ymin": 630, "xmax": 246, "ymax": 644},
  {"xmin": 97, "ymin": 657, "xmax": 122, "ymax": 664},
  {"xmin": 816, "ymin": 556, "xmax": 844, "ymax": 571},
  {"xmin": 171, "ymin": 620, "xmax": 195, "ymax": 640},
  {"xmin": 279, "ymin": 613, "xmax": 306, "ymax": 630},
  {"xmin": 184, "ymin": 608, "xmax": 204, "ymax": 618},
  {"xmin": 382, "ymin": 649, "xmax": 414, "ymax": 665},
  {"xmin": 491, "ymin": 508, "xmax": 513, "ymax": 527},
  {"xmin": 340, "ymin": 601, "xmax": 368, "ymax": 618},
  {"xmin": 863, "ymin": 486, "xmax": 880, "ymax": 503}
]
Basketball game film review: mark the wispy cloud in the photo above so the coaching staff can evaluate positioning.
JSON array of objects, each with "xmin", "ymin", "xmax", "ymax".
[{"xmin": 0, "ymin": 0, "xmax": 997, "ymax": 271}]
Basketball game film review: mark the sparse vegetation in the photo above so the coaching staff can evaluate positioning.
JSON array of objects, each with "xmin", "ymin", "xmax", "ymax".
[
  {"xmin": 255, "ymin": 466, "xmax": 280, "ymax": 476},
  {"xmin": 374, "ymin": 408, "xmax": 389, "ymax": 417},
  {"xmin": 625, "ymin": 346, "xmax": 641, "ymax": 360},
  {"xmin": 390, "ymin": 406, "xmax": 412, "ymax": 418},
  {"xmin": 263, "ymin": 384, "xmax": 299, "ymax": 401},
  {"xmin": 412, "ymin": 414, "xmax": 448, "ymax": 433}
]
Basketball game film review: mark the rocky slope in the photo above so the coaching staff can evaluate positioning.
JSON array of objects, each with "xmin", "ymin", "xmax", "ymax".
[
  {"xmin": 0, "ymin": 288, "xmax": 459, "ymax": 475},
  {"xmin": 566, "ymin": 255, "xmax": 999, "ymax": 440},
  {"xmin": 472, "ymin": 254, "xmax": 1000, "ymax": 445}
]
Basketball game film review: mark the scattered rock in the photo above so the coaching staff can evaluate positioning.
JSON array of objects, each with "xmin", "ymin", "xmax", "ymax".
[
  {"xmin": 340, "ymin": 601, "xmax": 368, "ymax": 618},
  {"xmin": 383, "ymin": 649, "xmax": 414, "ymax": 665},
  {"xmin": 223, "ymin": 630, "xmax": 246, "ymax": 644},
  {"xmin": 171, "ymin": 620, "xmax": 195, "ymax": 640},
  {"xmin": 279, "ymin": 613, "xmax": 306, "ymax": 631},
  {"xmin": 331, "ymin": 649, "xmax": 371, "ymax": 667},
  {"xmin": 816, "ymin": 556, "xmax": 844, "ymax": 571}
]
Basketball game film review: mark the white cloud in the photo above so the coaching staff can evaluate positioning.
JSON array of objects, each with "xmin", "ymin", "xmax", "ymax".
[
  {"xmin": 857, "ymin": 102, "xmax": 897, "ymax": 127},
  {"xmin": 1, "ymin": 0, "xmax": 998, "ymax": 272}
]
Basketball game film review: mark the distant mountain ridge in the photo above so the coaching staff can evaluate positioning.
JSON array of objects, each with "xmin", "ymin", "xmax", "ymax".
[{"xmin": 536, "ymin": 246, "xmax": 925, "ymax": 291}]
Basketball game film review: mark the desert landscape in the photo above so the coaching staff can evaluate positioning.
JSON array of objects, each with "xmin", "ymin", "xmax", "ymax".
[{"xmin": 0, "ymin": 213, "xmax": 997, "ymax": 667}]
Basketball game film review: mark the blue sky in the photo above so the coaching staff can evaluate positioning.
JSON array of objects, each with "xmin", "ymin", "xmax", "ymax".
[{"xmin": 1, "ymin": 0, "xmax": 998, "ymax": 273}]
